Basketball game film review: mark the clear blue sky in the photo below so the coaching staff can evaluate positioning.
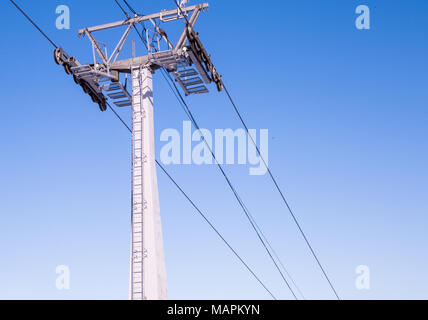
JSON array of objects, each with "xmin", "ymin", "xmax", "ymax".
[{"xmin": 0, "ymin": 0, "xmax": 427, "ymax": 300}]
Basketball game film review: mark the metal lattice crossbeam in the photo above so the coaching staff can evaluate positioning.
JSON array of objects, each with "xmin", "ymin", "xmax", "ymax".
[{"xmin": 73, "ymin": 2, "xmax": 220, "ymax": 101}]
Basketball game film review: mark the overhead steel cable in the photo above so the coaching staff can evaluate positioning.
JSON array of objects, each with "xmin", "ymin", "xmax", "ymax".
[
  {"xmin": 172, "ymin": 0, "xmax": 338, "ymax": 300},
  {"xmin": 114, "ymin": 0, "xmax": 131, "ymax": 19},
  {"xmin": 114, "ymin": 0, "xmax": 148, "ymax": 47},
  {"xmin": 9, "ymin": 0, "xmax": 58, "ymax": 49},
  {"xmin": 166, "ymin": 80, "xmax": 297, "ymax": 301},
  {"xmin": 156, "ymin": 163, "xmax": 277, "ymax": 300},
  {"xmin": 222, "ymin": 84, "xmax": 340, "ymax": 300},
  {"xmin": 105, "ymin": 103, "xmax": 277, "ymax": 300},
  {"xmin": 105, "ymin": 102, "xmax": 131, "ymax": 132},
  {"xmin": 123, "ymin": 0, "xmax": 139, "ymax": 16},
  {"xmin": 8, "ymin": 1, "xmax": 277, "ymax": 300},
  {"xmin": 240, "ymin": 199, "xmax": 306, "ymax": 300},
  {"xmin": 118, "ymin": 0, "xmax": 301, "ymax": 300},
  {"xmin": 178, "ymin": 0, "xmax": 337, "ymax": 299},
  {"xmin": 170, "ymin": 0, "xmax": 303, "ymax": 299}
]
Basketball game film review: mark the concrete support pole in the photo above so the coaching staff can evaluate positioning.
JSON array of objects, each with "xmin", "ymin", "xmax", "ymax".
[{"xmin": 129, "ymin": 66, "xmax": 168, "ymax": 300}]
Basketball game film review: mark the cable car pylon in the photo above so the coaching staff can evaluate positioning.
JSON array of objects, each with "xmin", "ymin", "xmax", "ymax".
[{"xmin": 53, "ymin": 2, "xmax": 221, "ymax": 300}]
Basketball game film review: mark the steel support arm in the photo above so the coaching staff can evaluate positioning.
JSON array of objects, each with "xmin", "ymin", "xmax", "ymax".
[{"xmin": 78, "ymin": 3, "xmax": 209, "ymax": 35}]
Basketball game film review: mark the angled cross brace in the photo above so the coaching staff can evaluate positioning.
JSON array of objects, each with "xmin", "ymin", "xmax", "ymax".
[
  {"xmin": 84, "ymin": 30, "xmax": 108, "ymax": 65},
  {"xmin": 108, "ymin": 23, "xmax": 134, "ymax": 64}
]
